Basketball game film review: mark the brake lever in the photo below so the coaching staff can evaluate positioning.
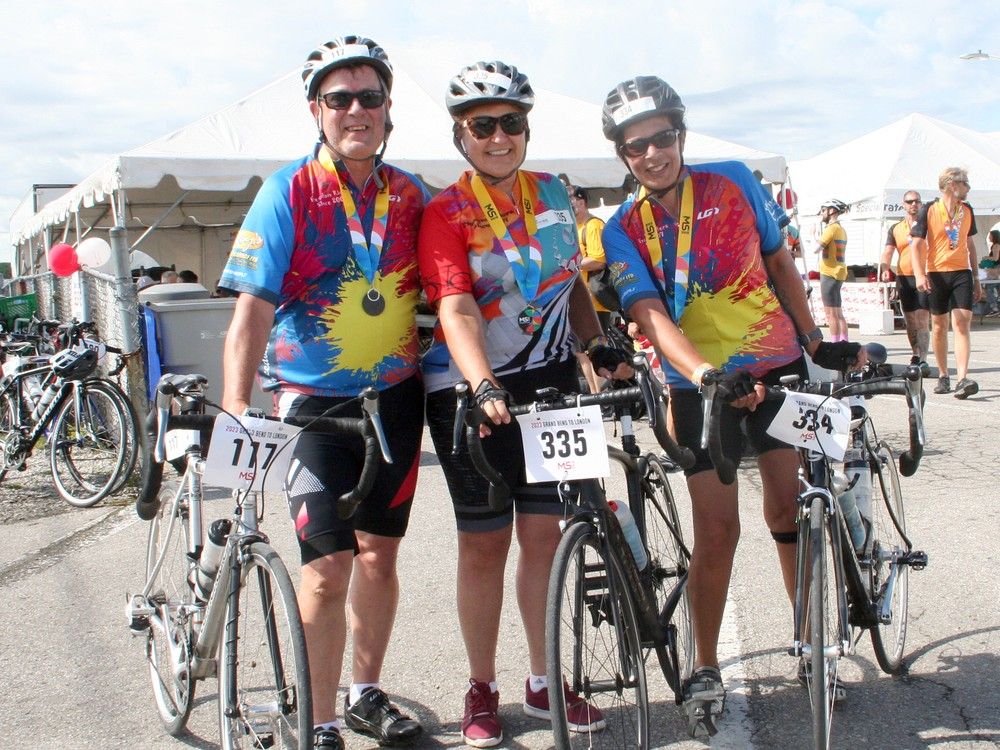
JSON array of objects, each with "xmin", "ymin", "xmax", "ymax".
[
  {"xmin": 699, "ymin": 379, "xmax": 717, "ymax": 450},
  {"xmin": 452, "ymin": 381, "xmax": 470, "ymax": 455},
  {"xmin": 360, "ymin": 387, "xmax": 393, "ymax": 464}
]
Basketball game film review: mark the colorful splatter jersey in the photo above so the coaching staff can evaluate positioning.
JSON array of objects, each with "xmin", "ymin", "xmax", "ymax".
[
  {"xmin": 418, "ymin": 170, "xmax": 580, "ymax": 394},
  {"xmin": 603, "ymin": 161, "xmax": 800, "ymax": 389},
  {"xmin": 218, "ymin": 146, "xmax": 428, "ymax": 397}
]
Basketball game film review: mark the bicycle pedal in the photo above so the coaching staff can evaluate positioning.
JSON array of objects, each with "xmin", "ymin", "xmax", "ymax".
[{"xmin": 905, "ymin": 550, "xmax": 928, "ymax": 570}]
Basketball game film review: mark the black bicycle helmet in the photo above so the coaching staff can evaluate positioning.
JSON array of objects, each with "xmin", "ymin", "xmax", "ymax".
[
  {"xmin": 51, "ymin": 348, "xmax": 97, "ymax": 381},
  {"xmin": 302, "ymin": 36, "xmax": 393, "ymax": 101},
  {"xmin": 602, "ymin": 76, "xmax": 686, "ymax": 143},
  {"xmin": 446, "ymin": 61, "xmax": 535, "ymax": 116},
  {"xmin": 820, "ymin": 199, "xmax": 849, "ymax": 214}
]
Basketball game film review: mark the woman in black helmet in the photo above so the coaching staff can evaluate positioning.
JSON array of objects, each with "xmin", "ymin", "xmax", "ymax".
[
  {"xmin": 599, "ymin": 76, "xmax": 863, "ymax": 735},
  {"xmin": 417, "ymin": 61, "xmax": 629, "ymax": 748}
]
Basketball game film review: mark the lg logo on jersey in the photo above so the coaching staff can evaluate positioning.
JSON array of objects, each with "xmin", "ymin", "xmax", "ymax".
[{"xmin": 696, "ymin": 207, "xmax": 720, "ymax": 220}]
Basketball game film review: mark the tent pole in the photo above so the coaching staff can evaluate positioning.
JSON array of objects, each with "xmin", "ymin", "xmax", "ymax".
[{"xmin": 129, "ymin": 191, "xmax": 191, "ymax": 251}]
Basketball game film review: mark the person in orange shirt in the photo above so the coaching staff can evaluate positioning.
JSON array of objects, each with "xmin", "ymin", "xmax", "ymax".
[
  {"xmin": 911, "ymin": 167, "xmax": 984, "ymax": 398},
  {"xmin": 880, "ymin": 190, "xmax": 928, "ymax": 366}
]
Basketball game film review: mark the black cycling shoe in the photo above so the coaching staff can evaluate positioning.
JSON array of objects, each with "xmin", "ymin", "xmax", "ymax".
[
  {"xmin": 344, "ymin": 688, "xmax": 423, "ymax": 746},
  {"xmin": 314, "ymin": 727, "xmax": 345, "ymax": 749}
]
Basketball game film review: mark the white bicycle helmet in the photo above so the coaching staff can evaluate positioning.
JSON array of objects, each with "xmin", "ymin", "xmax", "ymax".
[
  {"xmin": 445, "ymin": 61, "xmax": 534, "ymax": 116},
  {"xmin": 51, "ymin": 348, "xmax": 97, "ymax": 381},
  {"xmin": 820, "ymin": 199, "xmax": 849, "ymax": 214},
  {"xmin": 302, "ymin": 36, "xmax": 393, "ymax": 101}
]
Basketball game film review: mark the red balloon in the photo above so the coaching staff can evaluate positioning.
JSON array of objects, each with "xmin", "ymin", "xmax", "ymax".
[
  {"xmin": 778, "ymin": 188, "xmax": 798, "ymax": 210},
  {"xmin": 49, "ymin": 243, "xmax": 80, "ymax": 277}
]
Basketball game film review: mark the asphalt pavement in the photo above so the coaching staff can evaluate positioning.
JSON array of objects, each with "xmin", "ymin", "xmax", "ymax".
[{"xmin": 1, "ymin": 321, "xmax": 998, "ymax": 749}]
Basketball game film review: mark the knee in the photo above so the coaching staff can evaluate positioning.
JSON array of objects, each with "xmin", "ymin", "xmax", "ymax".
[
  {"xmin": 459, "ymin": 530, "xmax": 511, "ymax": 572},
  {"xmin": 355, "ymin": 535, "xmax": 401, "ymax": 582},
  {"xmin": 301, "ymin": 554, "xmax": 352, "ymax": 605},
  {"xmin": 762, "ymin": 498, "xmax": 797, "ymax": 532},
  {"xmin": 695, "ymin": 515, "xmax": 740, "ymax": 555}
]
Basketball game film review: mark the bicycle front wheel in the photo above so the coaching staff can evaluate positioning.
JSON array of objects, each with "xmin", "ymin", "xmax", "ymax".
[
  {"xmin": 868, "ymin": 441, "xmax": 909, "ymax": 674},
  {"xmin": 641, "ymin": 456, "xmax": 693, "ymax": 699},
  {"xmin": 48, "ymin": 379, "xmax": 130, "ymax": 507},
  {"xmin": 145, "ymin": 480, "xmax": 196, "ymax": 735},
  {"xmin": 806, "ymin": 496, "xmax": 839, "ymax": 750},
  {"xmin": 546, "ymin": 521, "xmax": 648, "ymax": 749},
  {"xmin": 95, "ymin": 377, "xmax": 140, "ymax": 495},
  {"xmin": 219, "ymin": 542, "xmax": 312, "ymax": 750}
]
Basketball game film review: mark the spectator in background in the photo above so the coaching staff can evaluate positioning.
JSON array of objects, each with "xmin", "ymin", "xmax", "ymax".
[
  {"xmin": 178, "ymin": 269, "xmax": 199, "ymax": 283},
  {"xmin": 815, "ymin": 199, "xmax": 850, "ymax": 341},
  {"xmin": 911, "ymin": 167, "xmax": 982, "ymax": 398},
  {"xmin": 881, "ymin": 191, "xmax": 929, "ymax": 366},
  {"xmin": 977, "ymin": 228, "xmax": 999, "ymax": 315},
  {"xmin": 135, "ymin": 275, "xmax": 157, "ymax": 291},
  {"xmin": 568, "ymin": 184, "xmax": 611, "ymax": 395},
  {"xmin": 160, "ymin": 269, "xmax": 179, "ymax": 284}
]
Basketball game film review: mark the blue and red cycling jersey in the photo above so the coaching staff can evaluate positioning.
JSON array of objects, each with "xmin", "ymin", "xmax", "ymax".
[
  {"xmin": 218, "ymin": 146, "xmax": 429, "ymax": 397},
  {"xmin": 603, "ymin": 161, "xmax": 800, "ymax": 389}
]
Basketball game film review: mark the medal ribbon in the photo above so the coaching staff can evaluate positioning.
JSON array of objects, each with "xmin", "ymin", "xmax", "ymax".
[
  {"xmin": 471, "ymin": 172, "xmax": 543, "ymax": 301},
  {"xmin": 938, "ymin": 200, "xmax": 964, "ymax": 250},
  {"xmin": 638, "ymin": 174, "xmax": 694, "ymax": 321},
  {"xmin": 323, "ymin": 150, "xmax": 390, "ymax": 287}
]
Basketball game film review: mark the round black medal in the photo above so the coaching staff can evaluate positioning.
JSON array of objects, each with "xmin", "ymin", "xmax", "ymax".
[
  {"xmin": 362, "ymin": 288, "xmax": 385, "ymax": 316},
  {"xmin": 517, "ymin": 304, "xmax": 542, "ymax": 334}
]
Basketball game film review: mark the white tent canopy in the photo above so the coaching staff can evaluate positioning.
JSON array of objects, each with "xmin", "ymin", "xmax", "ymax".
[{"xmin": 13, "ymin": 65, "xmax": 786, "ymax": 282}]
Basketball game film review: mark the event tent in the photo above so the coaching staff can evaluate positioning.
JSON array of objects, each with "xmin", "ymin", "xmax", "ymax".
[
  {"xmin": 12, "ymin": 66, "xmax": 787, "ymax": 283},
  {"xmin": 790, "ymin": 113, "xmax": 1000, "ymax": 265}
]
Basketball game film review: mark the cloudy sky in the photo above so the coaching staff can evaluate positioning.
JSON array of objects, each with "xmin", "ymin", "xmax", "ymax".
[{"xmin": 2, "ymin": 0, "xmax": 998, "ymax": 262}]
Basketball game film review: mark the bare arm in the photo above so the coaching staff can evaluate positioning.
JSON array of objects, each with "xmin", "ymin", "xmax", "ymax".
[
  {"xmin": 579, "ymin": 256, "xmax": 605, "ymax": 273},
  {"xmin": 222, "ymin": 293, "xmax": 275, "ymax": 414},
  {"xmin": 764, "ymin": 246, "xmax": 822, "ymax": 357},
  {"xmin": 968, "ymin": 236, "xmax": 983, "ymax": 301},
  {"xmin": 567, "ymin": 276, "xmax": 631, "ymax": 379},
  {"xmin": 911, "ymin": 237, "xmax": 929, "ymax": 292},
  {"xmin": 880, "ymin": 244, "xmax": 896, "ymax": 282}
]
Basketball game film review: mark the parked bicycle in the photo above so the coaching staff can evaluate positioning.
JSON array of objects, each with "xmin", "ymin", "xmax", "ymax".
[
  {"xmin": 701, "ymin": 343, "xmax": 928, "ymax": 750},
  {"xmin": 456, "ymin": 355, "xmax": 697, "ymax": 748},
  {"xmin": 127, "ymin": 373, "xmax": 390, "ymax": 749}
]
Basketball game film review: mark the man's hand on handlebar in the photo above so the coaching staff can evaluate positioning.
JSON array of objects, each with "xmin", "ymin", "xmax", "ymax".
[
  {"xmin": 587, "ymin": 344, "xmax": 634, "ymax": 380},
  {"xmin": 810, "ymin": 341, "xmax": 867, "ymax": 372},
  {"xmin": 474, "ymin": 379, "xmax": 511, "ymax": 437}
]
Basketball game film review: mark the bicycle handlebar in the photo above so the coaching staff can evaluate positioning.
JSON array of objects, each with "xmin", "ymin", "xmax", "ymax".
[
  {"xmin": 452, "ymin": 355, "xmax": 694, "ymax": 510},
  {"xmin": 136, "ymin": 374, "xmax": 390, "ymax": 522}
]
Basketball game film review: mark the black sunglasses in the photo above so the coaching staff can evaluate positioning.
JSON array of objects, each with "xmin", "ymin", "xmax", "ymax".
[
  {"xmin": 318, "ymin": 89, "xmax": 386, "ymax": 110},
  {"xmin": 903, "ymin": 198, "xmax": 921, "ymax": 205},
  {"xmin": 463, "ymin": 112, "xmax": 528, "ymax": 139},
  {"xmin": 620, "ymin": 128, "xmax": 680, "ymax": 158}
]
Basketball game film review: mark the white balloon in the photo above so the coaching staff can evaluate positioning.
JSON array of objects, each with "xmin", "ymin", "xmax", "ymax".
[{"xmin": 76, "ymin": 237, "xmax": 112, "ymax": 269}]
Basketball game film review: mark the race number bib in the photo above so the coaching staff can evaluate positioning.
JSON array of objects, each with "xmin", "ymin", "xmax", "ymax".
[
  {"xmin": 766, "ymin": 392, "xmax": 850, "ymax": 460},
  {"xmin": 164, "ymin": 429, "xmax": 201, "ymax": 462},
  {"xmin": 73, "ymin": 338, "xmax": 107, "ymax": 361},
  {"xmin": 202, "ymin": 414, "xmax": 302, "ymax": 492},
  {"xmin": 515, "ymin": 405, "xmax": 609, "ymax": 483}
]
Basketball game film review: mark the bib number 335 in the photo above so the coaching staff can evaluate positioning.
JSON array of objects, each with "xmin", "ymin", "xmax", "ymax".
[{"xmin": 515, "ymin": 405, "xmax": 610, "ymax": 483}]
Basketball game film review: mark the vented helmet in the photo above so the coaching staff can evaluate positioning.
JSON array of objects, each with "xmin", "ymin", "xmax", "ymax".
[
  {"xmin": 302, "ymin": 36, "xmax": 393, "ymax": 101},
  {"xmin": 820, "ymin": 199, "xmax": 849, "ymax": 214},
  {"xmin": 51, "ymin": 348, "xmax": 97, "ymax": 381},
  {"xmin": 602, "ymin": 76, "xmax": 686, "ymax": 142},
  {"xmin": 446, "ymin": 61, "xmax": 534, "ymax": 116}
]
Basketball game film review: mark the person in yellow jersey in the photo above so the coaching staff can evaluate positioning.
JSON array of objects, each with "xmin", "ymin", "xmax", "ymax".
[
  {"xmin": 815, "ymin": 199, "xmax": 850, "ymax": 341},
  {"xmin": 881, "ymin": 190, "xmax": 929, "ymax": 367}
]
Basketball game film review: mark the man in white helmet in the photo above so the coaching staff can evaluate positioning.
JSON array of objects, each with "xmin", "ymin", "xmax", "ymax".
[{"xmin": 219, "ymin": 36, "xmax": 428, "ymax": 750}]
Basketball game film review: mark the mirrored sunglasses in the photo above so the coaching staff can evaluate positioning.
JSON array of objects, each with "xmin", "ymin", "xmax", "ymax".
[{"xmin": 319, "ymin": 89, "xmax": 386, "ymax": 110}]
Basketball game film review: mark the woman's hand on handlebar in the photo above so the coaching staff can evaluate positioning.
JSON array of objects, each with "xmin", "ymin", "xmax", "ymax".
[
  {"xmin": 587, "ymin": 343, "xmax": 634, "ymax": 380},
  {"xmin": 703, "ymin": 369, "xmax": 765, "ymax": 411},
  {"xmin": 474, "ymin": 379, "xmax": 511, "ymax": 438}
]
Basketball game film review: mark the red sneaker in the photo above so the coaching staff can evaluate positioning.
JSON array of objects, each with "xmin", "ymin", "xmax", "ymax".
[
  {"xmin": 462, "ymin": 679, "xmax": 502, "ymax": 748},
  {"xmin": 522, "ymin": 678, "xmax": 606, "ymax": 732}
]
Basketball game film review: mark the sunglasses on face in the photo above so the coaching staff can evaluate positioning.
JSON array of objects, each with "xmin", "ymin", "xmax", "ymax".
[
  {"xmin": 903, "ymin": 199, "xmax": 921, "ymax": 205},
  {"xmin": 462, "ymin": 112, "xmax": 528, "ymax": 139},
  {"xmin": 620, "ymin": 128, "xmax": 680, "ymax": 158},
  {"xmin": 952, "ymin": 180, "xmax": 970, "ymax": 188},
  {"xmin": 318, "ymin": 89, "xmax": 386, "ymax": 110}
]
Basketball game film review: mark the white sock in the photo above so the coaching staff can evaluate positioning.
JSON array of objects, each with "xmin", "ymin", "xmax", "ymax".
[
  {"xmin": 350, "ymin": 682, "xmax": 379, "ymax": 705},
  {"xmin": 315, "ymin": 720, "xmax": 343, "ymax": 732},
  {"xmin": 529, "ymin": 673, "xmax": 547, "ymax": 692}
]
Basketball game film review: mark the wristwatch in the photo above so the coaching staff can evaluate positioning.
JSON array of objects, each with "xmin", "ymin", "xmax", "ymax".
[{"xmin": 796, "ymin": 327, "xmax": 823, "ymax": 348}]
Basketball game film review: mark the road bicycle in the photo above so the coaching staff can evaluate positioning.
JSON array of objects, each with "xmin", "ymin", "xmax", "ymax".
[
  {"xmin": 126, "ymin": 372, "xmax": 389, "ymax": 749},
  {"xmin": 0, "ymin": 335, "xmax": 134, "ymax": 507},
  {"xmin": 455, "ymin": 355, "xmax": 698, "ymax": 748},
  {"xmin": 701, "ymin": 344, "xmax": 928, "ymax": 750}
]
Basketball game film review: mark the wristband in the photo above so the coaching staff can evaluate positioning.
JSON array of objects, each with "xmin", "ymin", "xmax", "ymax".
[
  {"xmin": 691, "ymin": 363, "xmax": 713, "ymax": 387},
  {"xmin": 584, "ymin": 334, "xmax": 608, "ymax": 355}
]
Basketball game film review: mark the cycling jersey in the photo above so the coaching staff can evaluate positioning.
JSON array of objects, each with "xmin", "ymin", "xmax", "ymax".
[
  {"xmin": 603, "ymin": 161, "xmax": 799, "ymax": 389},
  {"xmin": 910, "ymin": 198, "xmax": 978, "ymax": 272},
  {"xmin": 579, "ymin": 216, "xmax": 610, "ymax": 313},
  {"xmin": 818, "ymin": 222, "xmax": 848, "ymax": 281},
  {"xmin": 418, "ymin": 170, "xmax": 580, "ymax": 393},
  {"xmin": 218, "ymin": 146, "xmax": 429, "ymax": 397},
  {"xmin": 886, "ymin": 218, "xmax": 917, "ymax": 276}
]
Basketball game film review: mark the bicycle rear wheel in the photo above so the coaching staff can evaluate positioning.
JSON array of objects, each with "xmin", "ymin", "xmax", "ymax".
[
  {"xmin": 805, "ymin": 496, "xmax": 839, "ymax": 750},
  {"xmin": 868, "ymin": 442, "xmax": 909, "ymax": 674},
  {"xmin": 546, "ymin": 521, "xmax": 648, "ymax": 749},
  {"xmin": 641, "ymin": 456, "xmax": 693, "ymax": 699},
  {"xmin": 48, "ymin": 379, "xmax": 129, "ymax": 506},
  {"xmin": 95, "ymin": 377, "xmax": 140, "ymax": 494},
  {"xmin": 144, "ymin": 480, "xmax": 197, "ymax": 735},
  {"xmin": 219, "ymin": 542, "xmax": 312, "ymax": 750}
]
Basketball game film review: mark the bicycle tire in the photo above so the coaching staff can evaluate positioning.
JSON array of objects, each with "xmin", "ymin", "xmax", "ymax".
[
  {"xmin": 546, "ymin": 521, "xmax": 649, "ymax": 749},
  {"xmin": 92, "ymin": 377, "xmax": 140, "ymax": 494},
  {"xmin": 806, "ymin": 496, "xmax": 837, "ymax": 750},
  {"xmin": 868, "ymin": 441, "xmax": 909, "ymax": 674},
  {"xmin": 144, "ymin": 479, "xmax": 197, "ymax": 735},
  {"xmin": 219, "ymin": 542, "xmax": 312, "ymax": 750},
  {"xmin": 641, "ymin": 456, "xmax": 693, "ymax": 699},
  {"xmin": 48, "ymin": 379, "xmax": 130, "ymax": 507}
]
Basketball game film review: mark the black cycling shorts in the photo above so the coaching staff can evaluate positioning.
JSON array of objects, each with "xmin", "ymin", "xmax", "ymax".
[
  {"xmin": 928, "ymin": 270, "xmax": 974, "ymax": 314},
  {"xmin": 279, "ymin": 375, "xmax": 424, "ymax": 564},
  {"xmin": 895, "ymin": 275, "xmax": 928, "ymax": 313},
  {"xmin": 669, "ymin": 357, "xmax": 809, "ymax": 478},
  {"xmin": 820, "ymin": 276, "xmax": 843, "ymax": 307},
  {"xmin": 426, "ymin": 359, "xmax": 579, "ymax": 533}
]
